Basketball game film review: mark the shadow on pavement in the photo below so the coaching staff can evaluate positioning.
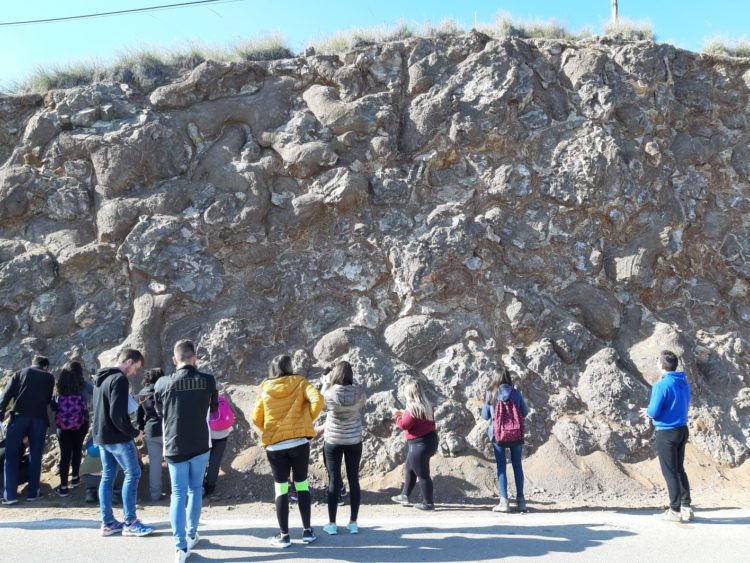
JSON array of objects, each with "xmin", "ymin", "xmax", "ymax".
[{"xmin": 192, "ymin": 523, "xmax": 636, "ymax": 562}]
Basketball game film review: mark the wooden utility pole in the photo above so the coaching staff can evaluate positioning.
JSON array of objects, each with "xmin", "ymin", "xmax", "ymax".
[{"xmin": 612, "ymin": 0, "xmax": 619, "ymax": 23}]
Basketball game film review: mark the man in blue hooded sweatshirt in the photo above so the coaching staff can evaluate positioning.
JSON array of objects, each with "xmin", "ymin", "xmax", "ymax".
[{"xmin": 640, "ymin": 350, "xmax": 692, "ymax": 522}]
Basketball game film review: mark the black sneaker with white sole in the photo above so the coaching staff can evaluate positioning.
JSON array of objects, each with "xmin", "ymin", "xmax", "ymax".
[{"xmin": 302, "ymin": 528, "xmax": 317, "ymax": 543}]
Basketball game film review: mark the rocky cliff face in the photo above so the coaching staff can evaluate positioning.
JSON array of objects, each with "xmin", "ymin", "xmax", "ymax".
[{"xmin": 1, "ymin": 32, "xmax": 749, "ymax": 484}]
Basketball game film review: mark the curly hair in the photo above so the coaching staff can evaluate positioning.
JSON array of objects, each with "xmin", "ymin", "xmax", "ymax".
[{"xmin": 56, "ymin": 361, "xmax": 85, "ymax": 396}]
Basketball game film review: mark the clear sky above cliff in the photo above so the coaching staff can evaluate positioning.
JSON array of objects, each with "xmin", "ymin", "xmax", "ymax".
[{"xmin": 2, "ymin": 0, "xmax": 749, "ymax": 88}]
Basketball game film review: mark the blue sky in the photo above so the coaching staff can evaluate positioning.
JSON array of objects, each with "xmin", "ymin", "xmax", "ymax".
[{"xmin": 2, "ymin": 0, "xmax": 748, "ymax": 88}]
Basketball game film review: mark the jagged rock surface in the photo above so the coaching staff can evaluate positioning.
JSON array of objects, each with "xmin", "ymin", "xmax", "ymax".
[{"xmin": 1, "ymin": 34, "xmax": 749, "ymax": 489}]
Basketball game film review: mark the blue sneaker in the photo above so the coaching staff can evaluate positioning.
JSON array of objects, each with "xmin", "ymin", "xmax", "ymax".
[
  {"xmin": 122, "ymin": 519, "xmax": 154, "ymax": 537},
  {"xmin": 100, "ymin": 520, "xmax": 124, "ymax": 536}
]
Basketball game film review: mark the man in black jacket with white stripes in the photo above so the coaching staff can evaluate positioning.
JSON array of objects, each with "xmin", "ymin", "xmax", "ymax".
[{"xmin": 155, "ymin": 339, "xmax": 218, "ymax": 562}]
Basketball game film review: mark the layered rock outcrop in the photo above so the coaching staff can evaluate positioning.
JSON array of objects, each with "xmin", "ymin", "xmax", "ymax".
[{"xmin": 1, "ymin": 33, "xmax": 749, "ymax": 487}]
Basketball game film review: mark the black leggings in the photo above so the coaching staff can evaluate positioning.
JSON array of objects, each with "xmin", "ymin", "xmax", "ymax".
[
  {"xmin": 266, "ymin": 443, "xmax": 311, "ymax": 534},
  {"xmin": 205, "ymin": 437, "xmax": 228, "ymax": 491},
  {"xmin": 655, "ymin": 426, "xmax": 691, "ymax": 511},
  {"xmin": 323, "ymin": 441, "xmax": 362, "ymax": 523},
  {"xmin": 57, "ymin": 423, "xmax": 88, "ymax": 487},
  {"xmin": 402, "ymin": 431, "xmax": 438, "ymax": 504}
]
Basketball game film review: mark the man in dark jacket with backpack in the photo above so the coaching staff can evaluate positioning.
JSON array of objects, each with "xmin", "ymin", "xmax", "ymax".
[
  {"xmin": 155, "ymin": 339, "xmax": 218, "ymax": 562},
  {"xmin": 0, "ymin": 355, "xmax": 54, "ymax": 504},
  {"xmin": 92, "ymin": 348, "xmax": 153, "ymax": 537}
]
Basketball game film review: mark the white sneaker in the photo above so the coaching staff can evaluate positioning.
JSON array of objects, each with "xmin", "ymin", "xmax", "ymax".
[
  {"xmin": 174, "ymin": 549, "xmax": 190, "ymax": 563},
  {"xmin": 680, "ymin": 506, "xmax": 694, "ymax": 522},
  {"xmin": 187, "ymin": 532, "xmax": 200, "ymax": 550},
  {"xmin": 657, "ymin": 508, "xmax": 681, "ymax": 522},
  {"xmin": 492, "ymin": 497, "xmax": 510, "ymax": 513}
]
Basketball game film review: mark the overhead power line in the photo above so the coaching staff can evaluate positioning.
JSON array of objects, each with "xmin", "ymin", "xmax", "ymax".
[{"xmin": 0, "ymin": 0, "xmax": 246, "ymax": 27}]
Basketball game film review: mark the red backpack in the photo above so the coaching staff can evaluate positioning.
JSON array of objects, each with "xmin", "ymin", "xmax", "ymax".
[
  {"xmin": 493, "ymin": 390, "xmax": 524, "ymax": 443},
  {"xmin": 55, "ymin": 394, "xmax": 87, "ymax": 431},
  {"xmin": 209, "ymin": 396, "xmax": 235, "ymax": 432}
]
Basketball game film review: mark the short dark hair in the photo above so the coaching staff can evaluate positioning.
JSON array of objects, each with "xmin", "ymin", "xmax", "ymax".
[
  {"xmin": 142, "ymin": 368, "xmax": 165, "ymax": 386},
  {"xmin": 659, "ymin": 350, "xmax": 679, "ymax": 371},
  {"xmin": 56, "ymin": 361, "xmax": 85, "ymax": 395},
  {"xmin": 32, "ymin": 355, "xmax": 49, "ymax": 369},
  {"xmin": 268, "ymin": 355, "xmax": 294, "ymax": 378},
  {"xmin": 173, "ymin": 340, "xmax": 196, "ymax": 363},
  {"xmin": 117, "ymin": 348, "xmax": 144, "ymax": 365},
  {"xmin": 329, "ymin": 361, "xmax": 353, "ymax": 386}
]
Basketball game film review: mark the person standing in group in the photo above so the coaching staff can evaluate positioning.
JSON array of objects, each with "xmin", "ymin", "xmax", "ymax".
[
  {"xmin": 0, "ymin": 356, "xmax": 55, "ymax": 504},
  {"xmin": 137, "ymin": 368, "xmax": 167, "ymax": 502},
  {"xmin": 204, "ymin": 386, "xmax": 235, "ymax": 496},
  {"xmin": 481, "ymin": 367, "xmax": 529, "ymax": 513},
  {"xmin": 320, "ymin": 361, "xmax": 366, "ymax": 535},
  {"xmin": 252, "ymin": 355, "xmax": 323, "ymax": 548},
  {"xmin": 391, "ymin": 379, "xmax": 438, "ymax": 511},
  {"xmin": 92, "ymin": 348, "xmax": 153, "ymax": 537},
  {"xmin": 640, "ymin": 350, "xmax": 693, "ymax": 522},
  {"xmin": 53, "ymin": 361, "xmax": 90, "ymax": 497},
  {"xmin": 155, "ymin": 340, "xmax": 218, "ymax": 563}
]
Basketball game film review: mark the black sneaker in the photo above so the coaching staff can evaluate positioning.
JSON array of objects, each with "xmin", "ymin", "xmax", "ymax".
[
  {"xmin": 338, "ymin": 496, "xmax": 345, "ymax": 506},
  {"xmin": 267, "ymin": 533, "xmax": 291, "ymax": 548},
  {"xmin": 414, "ymin": 502, "xmax": 435, "ymax": 511},
  {"xmin": 84, "ymin": 488, "xmax": 97, "ymax": 504},
  {"xmin": 26, "ymin": 493, "xmax": 44, "ymax": 502},
  {"xmin": 55, "ymin": 486, "xmax": 70, "ymax": 498},
  {"xmin": 302, "ymin": 528, "xmax": 317, "ymax": 543},
  {"xmin": 69, "ymin": 476, "xmax": 81, "ymax": 489}
]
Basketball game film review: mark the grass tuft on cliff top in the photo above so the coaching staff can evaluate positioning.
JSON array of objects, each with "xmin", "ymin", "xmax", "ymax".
[
  {"xmin": 308, "ymin": 19, "xmax": 462, "ymax": 54},
  {"xmin": 485, "ymin": 12, "xmax": 578, "ymax": 41},
  {"xmin": 602, "ymin": 18, "xmax": 655, "ymax": 41},
  {"xmin": 702, "ymin": 37, "xmax": 750, "ymax": 58}
]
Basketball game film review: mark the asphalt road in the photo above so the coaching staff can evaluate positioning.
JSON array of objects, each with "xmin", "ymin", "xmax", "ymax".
[{"xmin": 0, "ymin": 507, "xmax": 748, "ymax": 562}]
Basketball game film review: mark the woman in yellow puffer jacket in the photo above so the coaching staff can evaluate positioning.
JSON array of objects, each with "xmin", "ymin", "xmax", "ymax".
[{"xmin": 252, "ymin": 354, "xmax": 323, "ymax": 548}]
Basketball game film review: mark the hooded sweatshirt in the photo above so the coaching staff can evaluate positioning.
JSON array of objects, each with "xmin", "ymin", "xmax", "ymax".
[
  {"xmin": 481, "ymin": 384, "xmax": 529, "ymax": 442},
  {"xmin": 323, "ymin": 383, "xmax": 366, "ymax": 445},
  {"xmin": 154, "ymin": 364, "xmax": 218, "ymax": 463},
  {"xmin": 252, "ymin": 375, "xmax": 324, "ymax": 447},
  {"xmin": 92, "ymin": 368, "xmax": 139, "ymax": 445},
  {"xmin": 647, "ymin": 371, "xmax": 691, "ymax": 430}
]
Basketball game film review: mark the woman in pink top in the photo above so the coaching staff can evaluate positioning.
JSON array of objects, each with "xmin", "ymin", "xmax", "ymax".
[{"xmin": 390, "ymin": 380, "xmax": 438, "ymax": 510}]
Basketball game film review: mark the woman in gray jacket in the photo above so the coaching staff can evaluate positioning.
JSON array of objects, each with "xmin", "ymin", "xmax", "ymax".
[{"xmin": 320, "ymin": 361, "xmax": 366, "ymax": 535}]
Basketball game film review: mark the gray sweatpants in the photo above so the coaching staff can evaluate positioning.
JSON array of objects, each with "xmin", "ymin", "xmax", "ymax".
[{"xmin": 144, "ymin": 435, "xmax": 164, "ymax": 501}]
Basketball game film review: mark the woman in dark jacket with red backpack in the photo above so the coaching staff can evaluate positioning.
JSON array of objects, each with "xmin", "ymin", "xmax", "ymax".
[{"xmin": 481, "ymin": 367, "xmax": 529, "ymax": 513}]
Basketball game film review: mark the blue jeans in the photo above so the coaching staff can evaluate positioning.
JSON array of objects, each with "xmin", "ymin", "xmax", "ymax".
[
  {"xmin": 493, "ymin": 441, "xmax": 524, "ymax": 499},
  {"xmin": 3, "ymin": 415, "xmax": 47, "ymax": 501},
  {"xmin": 168, "ymin": 451, "xmax": 210, "ymax": 550},
  {"xmin": 99, "ymin": 441, "xmax": 141, "ymax": 525}
]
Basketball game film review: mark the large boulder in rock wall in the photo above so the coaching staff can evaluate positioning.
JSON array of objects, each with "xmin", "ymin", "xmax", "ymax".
[
  {"xmin": 117, "ymin": 215, "xmax": 224, "ymax": 303},
  {"xmin": 577, "ymin": 348, "xmax": 649, "ymax": 424},
  {"xmin": 384, "ymin": 315, "xmax": 456, "ymax": 366},
  {"xmin": 557, "ymin": 282, "xmax": 621, "ymax": 340},
  {"xmin": 0, "ymin": 247, "xmax": 57, "ymax": 311}
]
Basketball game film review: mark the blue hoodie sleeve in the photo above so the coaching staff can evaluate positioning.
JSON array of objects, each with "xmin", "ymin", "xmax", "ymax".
[
  {"xmin": 647, "ymin": 381, "xmax": 666, "ymax": 419},
  {"xmin": 514, "ymin": 390, "xmax": 529, "ymax": 418},
  {"xmin": 481, "ymin": 401, "xmax": 492, "ymax": 420}
]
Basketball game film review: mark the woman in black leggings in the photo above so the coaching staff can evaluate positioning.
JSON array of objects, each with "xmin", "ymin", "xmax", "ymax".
[
  {"xmin": 252, "ymin": 355, "xmax": 324, "ymax": 548},
  {"xmin": 320, "ymin": 361, "xmax": 366, "ymax": 535},
  {"xmin": 53, "ymin": 362, "xmax": 89, "ymax": 497},
  {"xmin": 391, "ymin": 380, "xmax": 438, "ymax": 510}
]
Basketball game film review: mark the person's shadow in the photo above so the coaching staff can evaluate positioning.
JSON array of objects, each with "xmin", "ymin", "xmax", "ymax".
[{"xmin": 192, "ymin": 521, "xmax": 636, "ymax": 562}]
